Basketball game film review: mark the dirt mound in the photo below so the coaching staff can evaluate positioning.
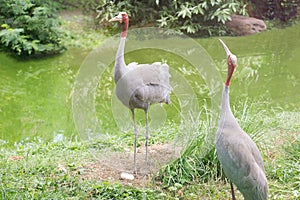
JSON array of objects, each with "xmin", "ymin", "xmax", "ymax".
[{"xmin": 83, "ymin": 143, "xmax": 182, "ymax": 187}]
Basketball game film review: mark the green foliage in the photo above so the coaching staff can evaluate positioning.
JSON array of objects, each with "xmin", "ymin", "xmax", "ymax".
[
  {"xmin": 0, "ymin": 0, "xmax": 65, "ymax": 56},
  {"xmin": 157, "ymin": 0, "xmax": 247, "ymax": 36},
  {"xmin": 96, "ymin": 0, "xmax": 248, "ymax": 36},
  {"xmin": 96, "ymin": 0, "xmax": 158, "ymax": 26}
]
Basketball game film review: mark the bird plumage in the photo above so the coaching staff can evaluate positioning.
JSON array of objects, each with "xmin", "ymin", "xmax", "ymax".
[
  {"xmin": 216, "ymin": 39, "xmax": 268, "ymax": 200},
  {"xmin": 115, "ymin": 62, "xmax": 171, "ymax": 110},
  {"xmin": 113, "ymin": 31, "xmax": 171, "ymax": 110},
  {"xmin": 110, "ymin": 12, "xmax": 171, "ymax": 174}
]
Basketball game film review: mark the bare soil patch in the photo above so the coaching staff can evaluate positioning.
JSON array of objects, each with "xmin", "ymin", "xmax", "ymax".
[{"xmin": 83, "ymin": 143, "xmax": 182, "ymax": 187}]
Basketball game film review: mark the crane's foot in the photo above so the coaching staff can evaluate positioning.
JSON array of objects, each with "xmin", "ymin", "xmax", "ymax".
[
  {"xmin": 133, "ymin": 167, "xmax": 138, "ymax": 176},
  {"xmin": 133, "ymin": 145, "xmax": 137, "ymax": 175}
]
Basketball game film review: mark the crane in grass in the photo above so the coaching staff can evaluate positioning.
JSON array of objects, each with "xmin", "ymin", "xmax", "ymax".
[
  {"xmin": 109, "ymin": 12, "xmax": 171, "ymax": 175},
  {"xmin": 216, "ymin": 39, "xmax": 269, "ymax": 200}
]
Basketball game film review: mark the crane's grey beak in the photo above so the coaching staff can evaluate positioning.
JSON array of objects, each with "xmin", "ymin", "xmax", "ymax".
[
  {"xmin": 219, "ymin": 39, "xmax": 232, "ymax": 57},
  {"xmin": 219, "ymin": 38, "xmax": 237, "ymax": 67},
  {"xmin": 109, "ymin": 15, "xmax": 122, "ymax": 23}
]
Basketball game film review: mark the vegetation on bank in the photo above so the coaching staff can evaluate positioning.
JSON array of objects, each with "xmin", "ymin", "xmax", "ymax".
[
  {"xmin": 96, "ymin": 0, "xmax": 247, "ymax": 36},
  {"xmin": 0, "ymin": 138, "xmax": 167, "ymax": 199},
  {"xmin": 1, "ymin": 100, "xmax": 299, "ymax": 199}
]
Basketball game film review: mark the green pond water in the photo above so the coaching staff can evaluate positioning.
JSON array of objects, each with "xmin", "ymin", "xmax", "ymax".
[{"xmin": 0, "ymin": 24, "xmax": 299, "ymax": 146}]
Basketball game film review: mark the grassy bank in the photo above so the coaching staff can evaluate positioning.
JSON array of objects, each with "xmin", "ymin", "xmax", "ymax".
[
  {"xmin": 1, "ymin": 98, "xmax": 299, "ymax": 199},
  {"xmin": 0, "ymin": 138, "xmax": 168, "ymax": 199}
]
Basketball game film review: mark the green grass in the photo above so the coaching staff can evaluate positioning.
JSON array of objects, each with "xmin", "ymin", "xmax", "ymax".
[
  {"xmin": 266, "ymin": 131, "xmax": 300, "ymax": 199},
  {"xmin": 0, "ymin": 138, "xmax": 169, "ymax": 199},
  {"xmin": 1, "ymin": 98, "xmax": 299, "ymax": 199}
]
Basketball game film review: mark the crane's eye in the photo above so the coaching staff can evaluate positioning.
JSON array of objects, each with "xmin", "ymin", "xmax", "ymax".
[
  {"xmin": 228, "ymin": 55, "xmax": 237, "ymax": 67},
  {"xmin": 227, "ymin": 56, "xmax": 232, "ymax": 64}
]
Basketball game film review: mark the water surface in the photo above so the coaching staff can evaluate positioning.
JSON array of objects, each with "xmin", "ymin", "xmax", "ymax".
[{"xmin": 1, "ymin": 24, "xmax": 299, "ymax": 146}]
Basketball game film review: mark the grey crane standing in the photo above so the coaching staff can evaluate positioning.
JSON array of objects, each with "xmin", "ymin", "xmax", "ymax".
[
  {"xmin": 109, "ymin": 12, "xmax": 171, "ymax": 174},
  {"xmin": 216, "ymin": 39, "xmax": 269, "ymax": 200}
]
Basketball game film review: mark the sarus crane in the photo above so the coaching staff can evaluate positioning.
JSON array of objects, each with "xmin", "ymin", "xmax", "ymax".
[
  {"xmin": 109, "ymin": 12, "xmax": 171, "ymax": 175},
  {"xmin": 216, "ymin": 39, "xmax": 269, "ymax": 200}
]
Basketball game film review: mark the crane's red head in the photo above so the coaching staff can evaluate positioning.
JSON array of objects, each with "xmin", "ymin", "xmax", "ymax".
[
  {"xmin": 219, "ymin": 39, "xmax": 237, "ymax": 86},
  {"xmin": 109, "ymin": 12, "xmax": 129, "ymax": 38}
]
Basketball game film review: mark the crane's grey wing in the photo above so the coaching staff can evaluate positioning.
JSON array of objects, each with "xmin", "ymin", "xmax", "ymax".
[
  {"xmin": 127, "ymin": 62, "xmax": 170, "ymax": 86},
  {"xmin": 248, "ymin": 137, "xmax": 266, "ymax": 172},
  {"xmin": 217, "ymin": 129, "xmax": 252, "ymax": 178},
  {"xmin": 217, "ymin": 129, "xmax": 268, "ymax": 200},
  {"xmin": 115, "ymin": 62, "xmax": 171, "ymax": 108}
]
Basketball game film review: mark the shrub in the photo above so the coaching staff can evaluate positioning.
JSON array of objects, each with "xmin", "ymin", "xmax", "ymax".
[
  {"xmin": 0, "ymin": 0, "xmax": 66, "ymax": 56},
  {"xmin": 157, "ymin": 0, "xmax": 247, "ymax": 36},
  {"xmin": 248, "ymin": 0, "xmax": 300, "ymax": 22},
  {"xmin": 96, "ymin": 0, "xmax": 248, "ymax": 36}
]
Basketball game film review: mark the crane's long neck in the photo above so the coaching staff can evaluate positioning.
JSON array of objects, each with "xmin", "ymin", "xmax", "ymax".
[
  {"xmin": 225, "ymin": 56, "xmax": 235, "ymax": 86},
  {"xmin": 225, "ymin": 71, "xmax": 233, "ymax": 86},
  {"xmin": 219, "ymin": 85, "xmax": 235, "ymax": 125},
  {"xmin": 221, "ymin": 59, "xmax": 236, "ymax": 116},
  {"xmin": 114, "ymin": 22, "xmax": 129, "ymax": 84},
  {"xmin": 114, "ymin": 36, "xmax": 126, "ymax": 83},
  {"xmin": 121, "ymin": 21, "xmax": 128, "ymax": 38},
  {"xmin": 221, "ymin": 86, "xmax": 231, "ymax": 114}
]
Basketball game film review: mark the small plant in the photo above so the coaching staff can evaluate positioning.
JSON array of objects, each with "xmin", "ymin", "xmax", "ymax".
[
  {"xmin": 154, "ymin": 106, "xmax": 222, "ymax": 188},
  {"xmin": 155, "ymin": 135, "xmax": 223, "ymax": 188}
]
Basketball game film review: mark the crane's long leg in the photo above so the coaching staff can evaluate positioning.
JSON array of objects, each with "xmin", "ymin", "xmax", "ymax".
[
  {"xmin": 131, "ymin": 109, "xmax": 138, "ymax": 175},
  {"xmin": 230, "ymin": 181, "xmax": 236, "ymax": 200},
  {"xmin": 145, "ymin": 107, "xmax": 149, "ymax": 173}
]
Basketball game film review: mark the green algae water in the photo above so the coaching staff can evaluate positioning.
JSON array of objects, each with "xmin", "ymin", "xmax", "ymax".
[
  {"xmin": 216, "ymin": 25, "xmax": 300, "ymax": 110},
  {"xmin": 0, "ymin": 49, "xmax": 87, "ymax": 144},
  {"xmin": 1, "ymin": 24, "xmax": 299, "ymax": 146}
]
